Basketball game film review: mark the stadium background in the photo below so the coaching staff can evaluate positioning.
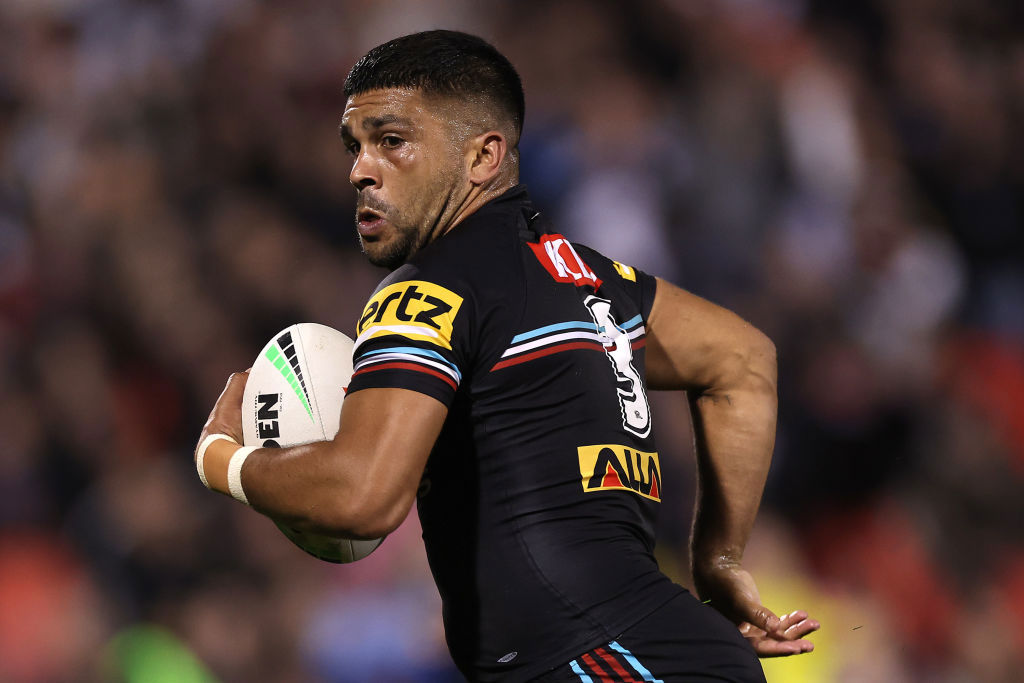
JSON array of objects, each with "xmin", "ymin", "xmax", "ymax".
[{"xmin": 1, "ymin": 0, "xmax": 1022, "ymax": 680}]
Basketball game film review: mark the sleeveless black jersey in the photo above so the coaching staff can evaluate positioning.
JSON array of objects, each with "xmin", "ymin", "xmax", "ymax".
[{"xmin": 347, "ymin": 186, "xmax": 684, "ymax": 682}]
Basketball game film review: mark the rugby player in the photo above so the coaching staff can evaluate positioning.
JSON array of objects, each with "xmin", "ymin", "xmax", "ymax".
[{"xmin": 196, "ymin": 30, "xmax": 819, "ymax": 682}]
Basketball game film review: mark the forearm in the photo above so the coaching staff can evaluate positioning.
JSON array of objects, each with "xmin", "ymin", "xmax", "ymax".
[
  {"xmin": 645, "ymin": 280, "xmax": 818, "ymax": 644},
  {"xmin": 688, "ymin": 341, "xmax": 777, "ymax": 573},
  {"xmin": 201, "ymin": 437, "xmax": 402, "ymax": 538},
  {"xmin": 196, "ymin": 386, "xmax": 443, "ymax": 539}
]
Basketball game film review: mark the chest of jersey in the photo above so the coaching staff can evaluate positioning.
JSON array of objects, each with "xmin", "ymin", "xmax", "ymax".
[{"xmin": 443, "ymin": 234, "xmax": 661, "ymax": 514}]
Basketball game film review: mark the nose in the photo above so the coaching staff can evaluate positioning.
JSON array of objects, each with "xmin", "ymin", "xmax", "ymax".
[{"xmin": 349, "ymin": 150, "xmax": 379, "ymax": 190}]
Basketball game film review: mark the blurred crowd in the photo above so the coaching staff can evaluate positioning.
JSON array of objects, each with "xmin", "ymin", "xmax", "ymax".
[{"xmin": 1, "ymin": 0, "xmax": 1022, "ymax": 681}]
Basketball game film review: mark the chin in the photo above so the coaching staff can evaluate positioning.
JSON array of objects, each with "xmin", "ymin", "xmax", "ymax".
[{"xmin": 361, "ymin": 239, "xmax": 411, "ymax": 271}]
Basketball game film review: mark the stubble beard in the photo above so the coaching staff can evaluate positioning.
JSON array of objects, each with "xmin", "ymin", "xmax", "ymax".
[
  {"xmin": 360, "ymin": 222, "xmax": 425, "ymax": 271},
  {"xmin": 358, "ymin": 165, "xmax": 464, "ymax": 271}
]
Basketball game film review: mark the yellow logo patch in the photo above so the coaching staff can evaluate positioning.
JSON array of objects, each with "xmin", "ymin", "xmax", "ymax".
[
  {"xmin": 578, "ymin": 444, "xmax": 661, "ymax": 502},
  {"xmin": 356, "ymin": 280, "xmax": 463, "ymax": 350},
  {"xmin": 612, "ymin": 261, "xmax": 637, "ymax": 282}
]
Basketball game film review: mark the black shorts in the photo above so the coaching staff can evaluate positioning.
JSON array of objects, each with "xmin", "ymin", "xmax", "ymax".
[{"xmin": 530, "ymin": 591, "xmax": 766, "ymax": 683}]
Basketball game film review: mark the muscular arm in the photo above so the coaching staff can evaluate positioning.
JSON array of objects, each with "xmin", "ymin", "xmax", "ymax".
[
  {"xmin": 645, "ymin": 278, "xmax": 816, "ymax": 655},
  {"xmin": 645, "ymin": 277, "xmax": 777, "ymax": 576},
  {"xmin": 199, "ymin": 382, "xmax": 446, "ymax": 539}
]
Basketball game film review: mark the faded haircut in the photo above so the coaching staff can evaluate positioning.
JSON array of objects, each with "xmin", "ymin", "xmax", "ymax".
[{"xmin": 343, "ymin": 30, "xmax": 525, "ymax": 145}]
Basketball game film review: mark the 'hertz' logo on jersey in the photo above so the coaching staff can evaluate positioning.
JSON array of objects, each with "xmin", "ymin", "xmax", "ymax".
[
  {"xmin": 529, "ymin": 234, "xmax": 603, "ymax": 289},
  {"xmin": 578, "ymin": 444, "xmax": 662, "ymax": 502},
  {"xmin": 356, "ymin": 280, "xmax": 464, "ymax": 350}
]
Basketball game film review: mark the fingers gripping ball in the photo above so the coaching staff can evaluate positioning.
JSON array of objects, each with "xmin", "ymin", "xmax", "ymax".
[{"xmin": 242, "ymin": 323, "xmax": 384, "ymax": 563}]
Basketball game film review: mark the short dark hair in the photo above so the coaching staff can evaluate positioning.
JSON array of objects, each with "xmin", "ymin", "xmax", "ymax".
[{"xmin": 344, "ymin": 30, "xmax": 525, "ymax": 142}]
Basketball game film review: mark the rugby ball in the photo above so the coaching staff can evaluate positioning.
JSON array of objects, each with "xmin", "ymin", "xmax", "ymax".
[{"xmin": 241, "ymin": 323, "xmax": 384, "ymax": 563}]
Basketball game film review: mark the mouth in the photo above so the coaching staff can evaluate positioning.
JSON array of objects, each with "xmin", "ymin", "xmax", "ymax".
[{"xmin": 356, "ymin": 207, "xmax": 387, "ymax": 237}]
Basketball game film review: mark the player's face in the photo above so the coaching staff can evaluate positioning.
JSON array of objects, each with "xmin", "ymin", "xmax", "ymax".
[{"xmin": 341, "ymin": 88, "xmax": 468, "ymax": 270}]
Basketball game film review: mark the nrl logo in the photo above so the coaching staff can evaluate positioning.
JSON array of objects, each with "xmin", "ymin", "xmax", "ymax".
[{"xmin": 529, "ymin": 234, "xmax": 603, "ymax": 289}]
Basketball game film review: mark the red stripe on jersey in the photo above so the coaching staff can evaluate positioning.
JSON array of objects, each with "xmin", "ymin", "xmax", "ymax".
[
  {"xmin": 580, "ymin": 653, "xmax": 616, "ymax": 682},
  {"xmin": 595, "ymin": 647, "xmax": 640, "ymax": 683},
  {"xmin": 490, "ymin": 341, "xmax": 606, "ymax": 371},
  {"xmin": 630, "ymin": 337, "xmax": 646, "ymax": 350},
  {"xmin": 351, "ymin": 361, "xmax": 458, "ymax": 391}
]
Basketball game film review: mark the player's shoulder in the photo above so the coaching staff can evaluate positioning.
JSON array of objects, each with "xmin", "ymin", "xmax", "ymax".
[
  {"xmin": 567, "ymin": 241, "xmax": 651, "ymax": 290},
  {"xmin": 554, "ymin": 240, "xmax": 659, "ymax": 322},
  {"xmin": 355, "ymin": 188, "xmax": 531, "ymax": 347}
]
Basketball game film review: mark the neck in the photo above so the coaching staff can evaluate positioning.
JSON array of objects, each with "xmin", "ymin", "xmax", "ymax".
[{"xmin": 443, "ymin": 175, "xmax": 517, "ymax": 235}]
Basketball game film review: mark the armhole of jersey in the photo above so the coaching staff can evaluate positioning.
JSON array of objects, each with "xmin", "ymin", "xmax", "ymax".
[{"xmin": 642, "ymin": 271, "xmax": 659, "ymax": 322}]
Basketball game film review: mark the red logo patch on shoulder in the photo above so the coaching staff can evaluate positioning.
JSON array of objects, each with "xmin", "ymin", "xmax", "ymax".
[{"xmin": 529, "ymin": 234, "xmax": 602, "ymax": 289}]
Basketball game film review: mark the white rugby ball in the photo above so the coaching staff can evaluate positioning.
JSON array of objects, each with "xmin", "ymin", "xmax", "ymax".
[{"xmin": 241, "ymin": 322, "xmax": 384, "ymax": 563}]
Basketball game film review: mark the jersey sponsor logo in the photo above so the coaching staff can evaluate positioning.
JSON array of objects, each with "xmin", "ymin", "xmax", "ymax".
[
  {"xmin": 355, "ymin": 280, "xmax": 463, "ymax": 351},
  {"xmin": 578, "ymin": 444, "xmax": 662, "ymax": 502},
  {"xmin": 529, "ymin": 234, "xmax": 603, "ymax": 289},
  {"xmin": 612, "ymin": 260, "xmax": 637, "ymax": 282},
  {"xmin": 584, "ymin": 295, "xmax": 651, "ymax": 437}
]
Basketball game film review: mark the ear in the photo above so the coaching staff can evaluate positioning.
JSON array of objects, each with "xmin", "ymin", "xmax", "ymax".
[{"xmin": 466, "ymin": 131, "xmax": 507, "ymax": 186}]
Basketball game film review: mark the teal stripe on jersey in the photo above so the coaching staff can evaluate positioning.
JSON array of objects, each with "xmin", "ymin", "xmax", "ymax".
[
  {"xmin": 511, "ymin": 321, "xmax": 597, "ymax": 344},
  {"xmin": 569, "ymin": 660, "xmax": 594, "ymax": 683},
  {"xmin": 609, "ymin": 641, "xmax": 663, "ymax": 683},
  {"xmin": 619, "ymin": 314, "xmax": 643, "ymax": 330},
  {"xmin": 511, "ymin": 316, "xmax": 643, "ymax": 347}
]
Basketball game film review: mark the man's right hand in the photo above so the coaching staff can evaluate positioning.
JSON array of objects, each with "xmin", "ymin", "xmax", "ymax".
[
  {"xmin": 196, "ymin": 370, "xmax": 249, "ymax": 454},
  {"xmin": 193, "ymin": 371, "xmax": 251, "ymax": 498}
]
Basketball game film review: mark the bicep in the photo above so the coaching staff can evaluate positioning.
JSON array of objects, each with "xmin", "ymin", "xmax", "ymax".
[
  {"xmin": 645, "ymin": 277, "xmax": 775, "ymax": 392},
  {"xmin": 334, "ymin": 387, "xmax": 447, "ymax": 519}
]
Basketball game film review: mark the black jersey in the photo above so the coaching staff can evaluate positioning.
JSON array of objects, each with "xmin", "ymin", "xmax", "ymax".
[{"xmin": 347, "ymin": 186, "xmax": 683, "ymax": 682}]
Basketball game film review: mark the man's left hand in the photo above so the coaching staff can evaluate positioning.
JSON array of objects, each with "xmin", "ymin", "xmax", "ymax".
[
  {"xmin": 739, "ymin": 608, "xmax": 819, "ymax": 657},
  {"xmin": 695, "ymin": 562, "xmax": 819, "ymax": 657}
]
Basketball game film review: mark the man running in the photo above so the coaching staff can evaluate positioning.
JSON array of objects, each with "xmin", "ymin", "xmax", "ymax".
[{"xmin": 196, "ymin": 30, "xmax": 818, "ymax": 682}]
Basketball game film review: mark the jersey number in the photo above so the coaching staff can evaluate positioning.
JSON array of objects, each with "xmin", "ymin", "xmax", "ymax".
[{"xmin": 584, "ymin": 295, "xmax": 651, "ymax": 438}]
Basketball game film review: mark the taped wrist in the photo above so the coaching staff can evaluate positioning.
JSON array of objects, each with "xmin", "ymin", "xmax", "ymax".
[{"xmin": 196, "ymin": 433, "xmax": 254, "ymax": 505}]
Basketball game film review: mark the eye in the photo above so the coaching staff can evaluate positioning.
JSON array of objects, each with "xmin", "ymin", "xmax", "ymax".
[
  {"xmin": 344, "ymin": 141, "xmax": 360, "ymax": 156},
  {"xmin": 381, "ymin": 134, "xmax": 404, "ymax": 149}
]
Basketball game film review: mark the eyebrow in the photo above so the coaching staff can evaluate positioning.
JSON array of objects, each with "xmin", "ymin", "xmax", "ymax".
[
  {"xmin": 363, "ymin": 114, "xmax": 414, "ymax": 130},
  {"xmin": 340, "ymin": 114, "xmax": 415, "ymax": 138}
]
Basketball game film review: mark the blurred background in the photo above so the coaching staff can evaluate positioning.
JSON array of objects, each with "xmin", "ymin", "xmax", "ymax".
[{"xmin": 1, "ymin": 0, "xmax": 1022, "ymax": 680}]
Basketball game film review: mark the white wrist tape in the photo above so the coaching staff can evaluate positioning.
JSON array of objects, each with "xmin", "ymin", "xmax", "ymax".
[
  {"xmin": 196, "ymin": 434, "xmax": 237, "ymax": 489},
  {"xmin": 227, "ymin": 446, "xmax": 257, "ymax": 505}
]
